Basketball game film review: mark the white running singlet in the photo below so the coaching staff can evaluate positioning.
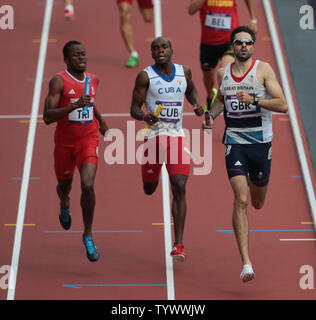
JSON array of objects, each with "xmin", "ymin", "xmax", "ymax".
[
  {"xmin": 220, "ymin": 60, "xmax": 273, "ymax": 144},
  {"xmin": 144, "ymin": 64, "xmax": 187, "ymax": 138}
]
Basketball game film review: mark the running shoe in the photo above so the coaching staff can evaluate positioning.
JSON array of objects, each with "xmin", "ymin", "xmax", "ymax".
[
  {"xmin": 83, "ymin": 236, "xmax": 100, "ymax": 262},
  {"xmin": 125, "ymin": 55, "xmax": 139, "ymax": 68},
  {"xmin": 59, "ymin": 208, "xmax": 71, "ymax": 230},
  {"xmin": 170, "ymin": 244, "xmax": 186, "ymax": 262},
  {"xmin": 64, "ymin": 9, "xmax": 75, "ymax": 21},
  {"xmin": 240, "ymin": 264, "xmax": 256, "ymax": 282}
]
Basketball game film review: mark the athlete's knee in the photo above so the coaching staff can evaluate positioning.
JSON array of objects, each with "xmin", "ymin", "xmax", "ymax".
[
  {"xmin": 143, "ymin": 181, "xmax": 158, "ymax": 195},
  {"xmin": 143, "ymin": 14, "xmax": 153, "ymax": 23},
  {"xmin": 81, "ymin": 179, "xmax": 95, "ymax": 194},
  {"xmin": 119, "ymin": 7, "xmax": 131, "ymax": 23},
  {"xmin": 141, "ymin": 8, "xmax": 153, "ymax": 23},
  {"xmin": 171, "ymin": 177, "xmax": 187, "ymax": 198},
  {"xmin": 234, "ymin": 194, "xmax": 249, "ymax": 210},
  {"xmin": 251, "ymin": 198, "xmax": 265, "ymax": 210},
  {"xmin": 201, "ymin": 63, "xmax": 213, "ymax": 72}
]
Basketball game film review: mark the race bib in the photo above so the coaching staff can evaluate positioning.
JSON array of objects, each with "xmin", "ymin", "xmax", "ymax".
[
  {"xmin": 225, "ymin": 95, "xmax": 259, "ymax": 116},
  {"xmin": 205, "ymin": 13, "xmax": 232, "ymax": 30},
  {"xmin": 158, "ymin": 101, "xmax": 182, "ymax": 123},
  {"xmin": 68, "ymin": 105, "xmax": 93, "ymax": 124}
]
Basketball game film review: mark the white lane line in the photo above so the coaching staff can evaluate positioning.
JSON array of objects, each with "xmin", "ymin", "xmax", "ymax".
[
  {"xmin": 7, "ymin": 0, "xmax": 54, "ymax": 300},
  {"xmin": 280, "ymin": 239, "xmax": 316, "ymax": 241},
  {"xmin": 153, "ymin": 0, "xmax": 175, "ymax": 301},
  {"xmin": 0, "ymin": 112, "xmax": 287, "ymax": 120},
  {"xmin": 263, "ymin": 0, "xmax": 316, "ymax": 224}
]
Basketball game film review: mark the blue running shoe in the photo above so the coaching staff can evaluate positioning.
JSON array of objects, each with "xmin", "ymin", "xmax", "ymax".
[
  {"xmin": 59, "ymin": 208, "xmax": 71, "ymax": 230},
  {"xmin": 83, "ymin": 236, "xmax": 100, "ymax": 262}
]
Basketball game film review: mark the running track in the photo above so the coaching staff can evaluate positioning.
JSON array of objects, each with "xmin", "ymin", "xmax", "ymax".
[{"xmin": 1, "ymin": 0, "xmax": 316, "ymax": 301}]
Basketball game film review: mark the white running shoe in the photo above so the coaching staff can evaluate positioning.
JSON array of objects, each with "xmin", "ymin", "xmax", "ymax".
[{"xmin": 240, "ymin": 264, "xmax": 255, "ymax": 282}]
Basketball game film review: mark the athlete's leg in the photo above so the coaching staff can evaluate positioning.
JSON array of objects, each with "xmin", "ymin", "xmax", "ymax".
[
  {"xmin": 117, "ymin": 1, "xmax": 136, "ymax": 54},
  {"xmin": 201, "ymin": 65, "xmax": 217, "ymax": 102},
  {"xmin": 248, "ymin": 181, "xmax": 268, "ymax": 210},
  {"xmin": 143, "ymin": 181, "xmax": 159, "ymax": 195},
  {"xmin": 230, "ymin": 175, "xmax": 252, "ymax": 266},
  {"xmin": 79, "ymin": 162, "xmax": 97, "ymax": 239},
  {"xmin": 57, "ymin": 177, "xmax": 72, "ymax": 210},
  {"xmin": 140, "ymin": 8, "xmax": 153, "ymax": 23},
  {"xmin": 169, "ymin": 174, "xmax": 188, "ymax": 246}
]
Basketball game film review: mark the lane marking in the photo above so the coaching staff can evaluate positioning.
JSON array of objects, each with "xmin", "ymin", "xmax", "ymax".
[
  {"xmin": 43, "ymin": 230, "xmax": 143, "ymax": 233},
  {"xmin": 301, "ymin": 222, "xmax": 314, "ymax": 225},
  {"xmin": 63, "ymin": 284, "xmax": 167, "ymax": 289},
  {"xmin": 292, "ymin": 176, "xmax": 303, "ymax": 178},
  {"xmin": 11, "ymin": 177, "xmax": 40, "ymax": 180},
  {"xmin": 153, "ymin": 0, "xmax": 175, "ymax": 301},
  {"xmin": 4, "ymin": 224, "xmax": 36, "ymax": 227},
  {"xmin": 0, "ymin": 112, "xmax": 287, "ymax": 120},
  {"xmin": 7, "ymin": 0, "xmax": 54, "ymax": 301},
  {"xmin": 280, "ymin": 239, "xmax": 316, "ymax": 241},
  {"xmin": 19, "ymin": 120, "xmax": 44, "ymax": 124},
  {"xmin": 26, "ymin": 77, "xmax": 50, "ymax": 82},
  {"xmin": 0, "ymin": 112, "xmax": 198, "ymax": 119},
  {"xmin": 217, "ymin": 229, "xmax": 316, "ymax": 234},
  {"xmin": 152, "ymin": 222, "xmax": 174, "ymax": 226},
  {"xmin": 263, "ymin": 0, "xmax": 316, "ymax": 225},
  {"xmin": 32, "ymin": 38, "xmax": 56, "ymax": 43}
]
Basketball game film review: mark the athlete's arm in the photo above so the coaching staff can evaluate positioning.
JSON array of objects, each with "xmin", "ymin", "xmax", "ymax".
[
  {"xmin": 202, "ymin": 68, "xmax": 225, "ymax": 129},
  {"xmin": 93, "ymin": 105, "xmax": 109, "ymax": 136},
  {"xmin": 183, "ymin": 65, "xmax": 204, "ymax": 116},
  {"xmin": 237, "ymin": 62, "xmax": 288, "ymax": 113},
  {"xmin": 188, "ymin": 0, "xmax": 205, "ymax": 15},
  {"xmin": 244, "ymin": 0, "xmax": 258, "ymax": 32},
  {"xmin": 92, "ymin": 78, "xmax": 109, "ymax": 135},
  {"xmin": 43, "ymin": 75, "xmax": 90, "ymax": 125},
  {"xmin": 130, "ymin": 71, "xmax": 159, "ymax": 125}
]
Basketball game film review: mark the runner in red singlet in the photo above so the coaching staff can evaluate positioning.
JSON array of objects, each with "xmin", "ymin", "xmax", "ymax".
[
  {"xmin": 188, "ymin": 0, "xmax": 258, "ymax": 104},
  {"xmin": 43, "ymin": 41, "xmax": 109, "ymax": 262}
]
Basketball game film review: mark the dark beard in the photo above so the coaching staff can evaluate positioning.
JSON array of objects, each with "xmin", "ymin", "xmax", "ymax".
[{"xmin": 236, "ymin": 52, "xmax": 252, "ymax": 62}]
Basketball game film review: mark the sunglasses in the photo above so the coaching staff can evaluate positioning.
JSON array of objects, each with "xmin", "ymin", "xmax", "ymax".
[{"xmin": 232, "ymin": 38, "xmax": 254, "ymax": 46}]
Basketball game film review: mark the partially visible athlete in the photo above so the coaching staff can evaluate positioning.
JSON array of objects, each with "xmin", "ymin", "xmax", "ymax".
[
  {"xmin": 117, "ymin": 0, "xmax": 154, "ymax": 67},
  {"xmin": 130, "ymin": 37, "xmax": 204, "ymax": 261},
  {"xmin": 43, "ymin": 41, "xmax": 109, "ymax": 262},
  {"xmin": 188, "ymin": 0, "xmax": 257, "ymax": 104}
]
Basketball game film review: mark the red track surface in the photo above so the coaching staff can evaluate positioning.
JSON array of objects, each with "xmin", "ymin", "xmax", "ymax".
[{"xmin": 1, "ymin": 0, "xmax": 316, "ymax": 300}]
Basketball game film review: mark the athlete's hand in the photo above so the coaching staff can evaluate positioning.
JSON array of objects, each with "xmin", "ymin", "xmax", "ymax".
[
  {"xmin": 236, "ymin": 90, "xmax": 254, "ymax": 104},
  {"xmin": 201, "ymin": 118, "xmax": 213, "ymax": 130},
  {"xmin": 144, "ymin": 113, "xmax": 159, "ymax": 126},
  {"xmin": 193, "ymin": 104, "xmax": 204, "ymax": 116},
  {"xmin": 73, "ymin": 95, "xmax": 91, "ymax": 108},
  {"xmin": 99, "ymin": 120, "xmax": 109, "ymax": 136}
]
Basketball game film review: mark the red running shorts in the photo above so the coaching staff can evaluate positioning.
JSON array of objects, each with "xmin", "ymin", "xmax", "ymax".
[
  {"xmin": 141, "ymin": 135, "xmax": 191, "ymax": 183},
  {"xmin": 117, "ymin": 0, "xmax": 153, "ymax": 9},
  {"xmin": 54, "ymin": 138, "xmax": 99, "ymax": 181}
]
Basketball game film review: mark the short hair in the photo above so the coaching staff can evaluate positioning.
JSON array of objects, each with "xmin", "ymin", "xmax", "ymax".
[
  {"xmin": 63, "ymin": 40, "xmax": 82, "ymax": 58},
  {"xmin": 230, "ymin": 26, "xmax": 256, "ymax": 44},
  {"xmin": 151, "ymin": 36, "xmax": 172, "ymax": 50}
]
